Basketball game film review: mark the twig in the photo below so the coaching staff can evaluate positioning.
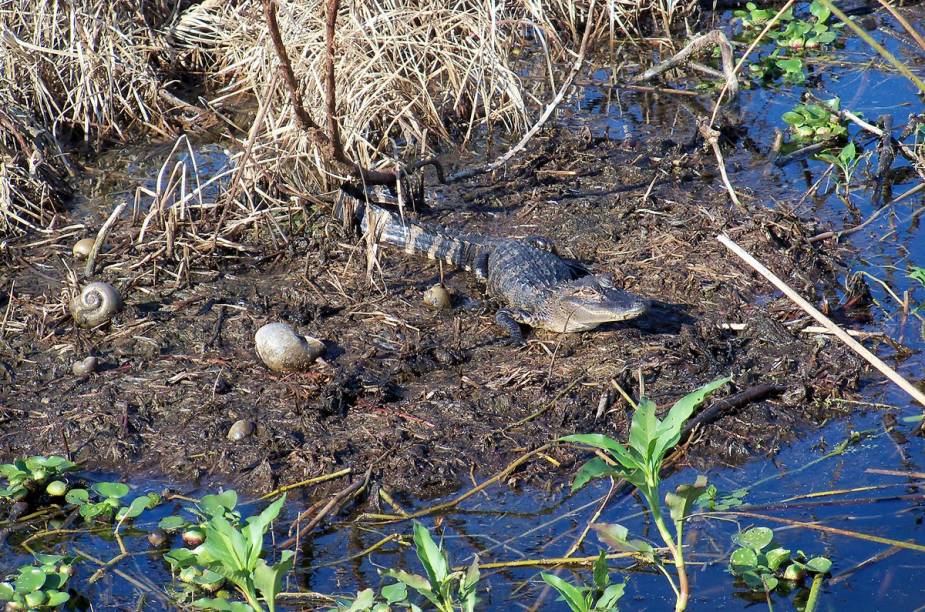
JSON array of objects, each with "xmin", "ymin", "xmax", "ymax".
[
  {"xmin": 808, "ymin": 182, "xmax": 925, "ymax": 242},
  {"xmin": 85, "ymin": 202, "xmax": 126, "ymax": 277},
  {"xmin": 680, "ymin": 383, "xmax": 783, "ymax": 442},
  {"xmin": 631, "ymin": 30, "xmax": 737, "ymax": 97},
  {"xmin": 876, "ymin": 0, "xmax": 925, "ymax": 53},
  {"xmin": 357, "ymin": 443, "xmax": 553, "ymax": 523},
  {"xmin": 446, "ymin": 0, "xmax": 597, "ymax": 183},
  {"xmin": 463, "ymin": 551, "xmax": 647, "ymax": 570},
  {"xmin": 281, "ymin": 467, "xmax": 371, "ymax": 549},
  {"xmin": 718, "ymin": 234, "xmax": 925, "ymax": 409},
  {"xmin": 259, "ymin": 467, "xmax": 352, "ymax": 500},
  {"xmin": 698, "ymin": 119, "xmax": 743, "ymax": 208}
]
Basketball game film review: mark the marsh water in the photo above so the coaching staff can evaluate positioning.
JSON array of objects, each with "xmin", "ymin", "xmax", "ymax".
[{"xmin": 4, "ymin": 5, "xmax": 925, "ymax": 611}]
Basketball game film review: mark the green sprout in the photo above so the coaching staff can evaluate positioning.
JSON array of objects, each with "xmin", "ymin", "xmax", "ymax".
[
  {"xmin": 729, "ymin": 527, "xmax": 832, "ymax": 611},
  {"xmin": 334, "ymin": 522, "xmax": 480, "ymax": 612},
  {"xmin": 815, "ymin": 142, "xmax": 862, "ymax": 195},
  {"xmin": 0, "ymin": 554, "xmax": 76, "ymax": 610},
  {"xmin": 163, "ymin": 494, "xmax": 293, "ymax": 612},
  {"xmin": 541, "ymin": 551, "xmax": 626, "ymax": 612},
  {"xmin": 562, "ymin": 377, "xmax": 731, "ymax": 612}
]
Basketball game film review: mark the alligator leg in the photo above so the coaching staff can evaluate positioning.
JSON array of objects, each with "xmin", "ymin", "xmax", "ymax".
[{"xmin": 496, "ymin": 309, "xmax": 528, "ymax": 346}]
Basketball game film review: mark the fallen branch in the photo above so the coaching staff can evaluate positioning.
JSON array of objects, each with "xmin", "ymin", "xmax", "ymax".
[
  {"xmin": 632, "ymin": 30, "xmax": 737, "ymax": 97},
  {"xmin": 282, "ymin": 466, "xmax": 371, "ymax": 550},
  {"xmin": 680, "ymin": 383, "xmax": 783, "ymax": 442},
  {"xmin": 718, "ymin": 234, "xmax": 925, "ymax": 409},
  {"xmin": 698, "ymin": 119, "xmax": 743, "ymax": 209}
]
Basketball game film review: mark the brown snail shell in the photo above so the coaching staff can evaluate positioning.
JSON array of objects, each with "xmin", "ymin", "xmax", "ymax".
[
  {"xmin": 423, "ymin": 284, "xmax": 451, "ymax": 310},
  {"xmin": 69, "ymin": 282, "xmax": 123, "ymax": 328},
  {"xmin": 72, "ymin": 238, "xmax": 96, "ymax": 259},
  {"xmin": 254, "ymin": 322, "xmax": 324, "ymax": 372},
  {"xmin": 72, "ymin": 356, "xmax": 98, "ymax": 377}
]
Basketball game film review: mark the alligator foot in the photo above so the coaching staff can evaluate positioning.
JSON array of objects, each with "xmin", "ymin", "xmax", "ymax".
[{"xmin": 496, "ymin": 309, "xmax": 527, "ymax": 347}]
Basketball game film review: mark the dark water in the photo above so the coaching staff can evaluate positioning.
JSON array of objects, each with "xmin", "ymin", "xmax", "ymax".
[{"xmin": 4, "ymin": 5, "xmax": 925, "ymax": 611}]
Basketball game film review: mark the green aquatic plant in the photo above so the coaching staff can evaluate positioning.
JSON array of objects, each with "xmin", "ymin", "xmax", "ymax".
[
  {"xmin": 0, "ymin": 456, "xmax": 76, "ymax": 501},
  {"xmin": 562, "ymin": 377, "xmax": 731, "ymax": 612},
  {"xmin": 64, "ymin": 482, "xmax": 161, "ymax": 523},
  {"xmin": 909, "ymin": 266, "xmax": 925, "ymax": 289},
  {"xmin": 0, "ymin": 554, "xmax": 75, "ymax": 610},
  {"xmin": 541, "ymin": 551, "xmax": 626, "ymax": 612},
  {"xmin": 164, "ymin": 494, "xmax": 293, "ymax": 612},
  {"xmin": 729, "ymin": 527, "xmax": 832, "ymax": 612},
  {"xmin": 782, "ymin": 99, "xmax": 847, "ymax": 143},
  {"xmin": 334, "ymin": 522, "xmax": 480, "ymax": 612}
]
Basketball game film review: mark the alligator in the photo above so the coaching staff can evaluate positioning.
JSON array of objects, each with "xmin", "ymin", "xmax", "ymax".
[{"xmin": 357, "ymin": 202, "xmax": 649, "ymax": 344}]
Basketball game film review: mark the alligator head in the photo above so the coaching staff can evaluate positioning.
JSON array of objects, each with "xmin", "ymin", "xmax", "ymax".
[{"xmin": 542, "ymin": 274, "xmax": 648, "ymax": 333}]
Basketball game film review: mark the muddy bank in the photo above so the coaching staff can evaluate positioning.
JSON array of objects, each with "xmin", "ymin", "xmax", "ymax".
[{"xmin": 0, "ymin": 128, "xmax": 867, "ymax": 499}]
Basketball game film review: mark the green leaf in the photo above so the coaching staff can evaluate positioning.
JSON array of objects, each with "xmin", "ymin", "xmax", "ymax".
[
  {"xmin": 571, "ymin": 458, "xmax": 621, "ymax": 492},
  {"xmin": 665, "ymin": 475, "xmax": 708, "ymax": 523},
  {"xmin": 254, "ymin": 550, "xmax": 294, "ymax": 612},
  {"xmin": 15, "ymin": 567, "xmax": 46, "ymax": 593},
  {"xmin": 92, "ymin": 482, "xmax": 130, "ymax": 499},
  {"xmin": 730, "ymin": 547, "xmax": 759, "ymax": 575},
  {"xmin": 164, "ymin": 548, "xmax": 198, "ymax": 570},
  {"xmin": 594, "ymin": 582, "xmax": 626, "ymax": 611},
  {"xmin": 810, "ymin": 0, "xmax": 830, "ymax": 22},
  {"xmin": 460, "ymin": 556, "xmax": 480, "ymax": 612},
  {"xmin": 381, "ymin": 582, "xmax": 407, "ymax": 604},
  {"xmin": 0, "ymin": 582, "xmax": 14, "ymax": 600},
  {"xmin": 65, "ymin": 488, "xmax": 89, "ymax": 505},
  {"xmin": 765, "ymin": 547, "xmax": 791, "ymax": 571},
  {"xmin": 628, "ymin": 398, "xmax": 659, "ymax": 462},
  {"xmin": 737, "ymin": 527, "xmax": 774, "ymax": 552},
  {"xmin": 347, "ymin": 588, "xmax": 376, "ymax": 611},
  {"xmin": 776, "ymin": 58, "xmax": 803, "ymax": 74},
  {"xmin": 838, "ymin": 142, "xmax": 857, "ymax": 165},
  {"xmin": 243, "ymin": 495, "xmax": 286, "ymax": 571},
  {"xmin": 592, "ymin": 551, "xmax": 608, "ymax": 590},
  {"xmin": 561, "ymin": 434, "xmax": 640, "ymax": 472},
  {"xmin": 541, "ymin": 573, "xmax": 589, "ymax": 612},
  {"xmin": 382, "ymin": 569, "xmax": 435, "ymax": 602},
  {"xmin": 655, "ymin": 377, "xmax": 731, "ymax": 459},
  {"xmin": 805, "ymin": 557, "xmax": 832, "ymax": 573},
  {"xmin": 908, "ymin": 266, "xmax": 925, "ymax": 287},
  {"xmin": 45, "ymin": 590, "xmax": 70, "ymax": 606},
  {"xmin": 159, "ymin": 515, "xmax": 189, "ymax": 531},
  {"xmin": 201, "ymin": 514, "xmax": 249, "ymax": 572},
  {"xmin": 117, "ymin": 493, "xmax": 160, "ymax": 521},
  {"xmin": 593, "ymin": 524, "xmax": 653, "ymax": 558},
  {"xmin": 412, "ymin": 522, "xmax": 448, "ymax": 586},
  {"xmin": 761, "ymin": 573, "xmax": 779, "ymax": 591},
  {"xmin": 201, "ymin": 490, "xmax": 239, "ymax": 517}
]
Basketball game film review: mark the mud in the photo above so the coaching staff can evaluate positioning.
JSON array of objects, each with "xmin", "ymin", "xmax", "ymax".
[{"xmin": 0, "ymin": 127, "xmax": 868, "ymax": 500}]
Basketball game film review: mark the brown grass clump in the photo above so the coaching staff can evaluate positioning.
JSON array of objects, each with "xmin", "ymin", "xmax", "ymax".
[{"xmin": 0, "ymin": 0, "xmax": 193, "ymax": 144}]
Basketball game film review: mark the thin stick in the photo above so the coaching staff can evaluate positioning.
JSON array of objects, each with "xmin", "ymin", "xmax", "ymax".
[
  {"xmin": 632, "ymin": 30, "xmax": 737, "ymax": 97},
  {"xmin": 876, "ymin": 0, "xmax": 925, "ymax": 53},
  {"xmin": 817, "ymin": 0, "xmax": 925, "ymax": 94},
  {"xmin": 259, "ymin": 467, "xmax": 352, "ymax": 500},
  {"xmin": 717, "ymin": 234, "xmax": 925, "ymax": 409},
  {"xmin": 699, "ymin": 119, "xmax": 742, "ymax": 208},
  {"xmin": 85, "ymin": 202, "xmax": 126, "ymax": 277}
]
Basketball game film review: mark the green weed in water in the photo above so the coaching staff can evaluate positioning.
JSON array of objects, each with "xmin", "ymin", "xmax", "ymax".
[
  {"xmin": 729, "ymin": 527, "xmax": 832, "ymax": 612},
  {"xmin": 0, "ymin": 456, "xmax": 76, "ymax": 501},
  {"xmin": 541, "ymin": 551, "xmax": 626, "ymax": 612},
  {"xmin": 334, "ymin": 521, "xmax": 480, "ymax": 612},
  {"xmin": 782, "ymin": 99, "xmax": 848, "ymax": 143},
  {"xmin": 0, "ymin": 554, "xmax": 75, "ymax": 610},
  {"xmin": 562, "ymin": 376, "xmax": 731, "ymax": 612}
]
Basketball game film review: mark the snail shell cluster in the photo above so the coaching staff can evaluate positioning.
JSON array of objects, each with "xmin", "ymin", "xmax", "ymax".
[
  {"xmin": 423, "ymin": 284, "xmax": 451, "ymax": 310},
  {"xmin": 254, "ymin": 322, "xmax": 324, "ymax": 372},
  {"xmin": 69, "ymin": 282, "xmax": 123, "ymax": 328}
]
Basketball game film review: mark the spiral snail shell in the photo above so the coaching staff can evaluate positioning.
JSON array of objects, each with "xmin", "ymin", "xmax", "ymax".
[
  {"xmin": 69, "ymin": 282, "xmax": 123, "ymax": 328},
  {"xmin": 254, "ymin": 322, "xmax": 324, "ymax": 372}
]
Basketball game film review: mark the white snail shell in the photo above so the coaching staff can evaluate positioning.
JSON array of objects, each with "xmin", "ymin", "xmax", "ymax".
[
  {"xmin": 254, "ymin": 322, "xmax": 324, "ymax": 372},
  {"xmin": 72, "ymin": 238, "xmax": 96, "ymax": 259},
  {"xmin": 72, "ymin": 356, "xmax": 98, "ymax": 377},
  {"xmin": 69, "ymin": 282, "xmax": 123, "ymax": 328},
  {"xmin": 423, "ymin": 284, "xmax": 451, "ymax": 310}
]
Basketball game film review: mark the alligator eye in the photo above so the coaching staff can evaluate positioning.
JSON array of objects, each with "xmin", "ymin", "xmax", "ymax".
[{"xmin": 573, "ymin": 286, "xmax": 600, "ymax": 299}]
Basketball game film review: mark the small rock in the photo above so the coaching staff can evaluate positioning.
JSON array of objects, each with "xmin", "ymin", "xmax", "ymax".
[
  {"xmin": 423, "ymin": 284, "xmax": 451, "ymax": 310},
  {"xmin": 227, "ymin": 419, "xmax": 255, "ymax": 441},
  {"xmin": 72, "ymin": 356, "xmax": 98, "ymax": 377},
  {"xmin": 72, "ymin": 238, "xmax": 95, "ymax": 259}
]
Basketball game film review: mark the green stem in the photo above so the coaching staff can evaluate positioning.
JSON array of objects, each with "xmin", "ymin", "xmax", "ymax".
[
  {"xmin": 817, "ymin": 0, "xmax": 925, "ymax": 94},
  {"xmin": 645, "ymin": 488, "xmax": 688, "ymax": 612},
  {"xmin": 804, "ymin": 573, "xmax": 825, "ymax": 612}
]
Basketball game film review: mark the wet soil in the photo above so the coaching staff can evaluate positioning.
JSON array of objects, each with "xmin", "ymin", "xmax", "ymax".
[{"xmin": 0, "ymin": 128, "xmax": 869, "ymax": 500}]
